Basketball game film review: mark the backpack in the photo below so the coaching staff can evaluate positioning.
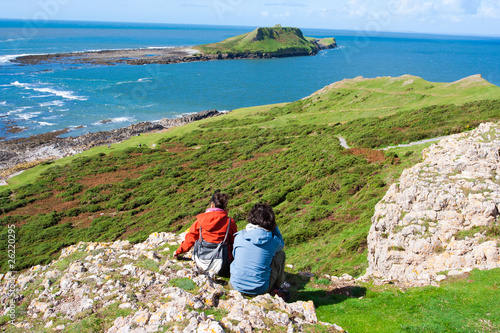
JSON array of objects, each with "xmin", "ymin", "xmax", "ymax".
[{"xmin": 192, "ymin": 217, "xmax": 232, "ymax": 277}]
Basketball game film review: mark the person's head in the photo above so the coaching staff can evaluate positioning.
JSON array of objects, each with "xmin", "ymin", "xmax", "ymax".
[
  {"xmin": 210, "ymin": 190, "xmax": 229, "ymax": 210},
  {"xmin": 247, "ymin": 203, "xmax": 276, "ymax": 231}
]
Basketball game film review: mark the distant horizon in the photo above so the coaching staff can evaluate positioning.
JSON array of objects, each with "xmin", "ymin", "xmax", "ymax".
[
  {"xmin": 1, "ymin": 17, "xmax": 500, "ymax": 39},
  {"xmin": 2, "ymin": 0, "xmax": 500, "ymax": 39}
]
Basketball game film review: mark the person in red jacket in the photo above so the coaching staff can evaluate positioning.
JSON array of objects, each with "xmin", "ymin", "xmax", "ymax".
[{"xmin": 174, "ymin": 190, "xmax": 237, "ymax": 261}]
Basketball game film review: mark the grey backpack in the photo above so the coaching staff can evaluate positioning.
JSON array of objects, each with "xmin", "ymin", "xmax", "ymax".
[{"xmin": 192, "ymin": 218, "xmax": 231, "ymax": 277}]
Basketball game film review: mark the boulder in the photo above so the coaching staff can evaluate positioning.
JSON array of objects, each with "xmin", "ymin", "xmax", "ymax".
[{"xmin": 367, "ymin": 122, "xmax": 500, "ymax": 285}]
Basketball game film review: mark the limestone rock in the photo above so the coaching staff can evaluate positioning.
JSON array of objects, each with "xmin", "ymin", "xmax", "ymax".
[
  {"xmin": 1, "ymin": 231, "xmax": 344, "ymax": 332},
  {"xmin": 367, "ymin": 122, "xmax": 500, "ymax": 285}
]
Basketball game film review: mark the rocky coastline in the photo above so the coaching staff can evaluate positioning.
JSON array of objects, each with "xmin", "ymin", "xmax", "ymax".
[
  {"xmin": 0, "ymin": 110, "xmax": 223, "ymax": 182},
  {"xmin": 13, "ymin": 43, "xmax": 336, "ymax": 66}
]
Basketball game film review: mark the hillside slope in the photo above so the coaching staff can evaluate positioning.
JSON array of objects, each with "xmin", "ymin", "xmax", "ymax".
[
  {"xmin": 1, "ymin": 75, "xmax": 499, "ymax": 280},
  {"xmin": 195, "ymin": 26, "xmax": 336, "ymax": 56}
]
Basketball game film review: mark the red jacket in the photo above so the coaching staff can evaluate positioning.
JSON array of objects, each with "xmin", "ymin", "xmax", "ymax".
[{"xmin": 175, "ymin": 210, "xmax": 238, "ymax": 259}]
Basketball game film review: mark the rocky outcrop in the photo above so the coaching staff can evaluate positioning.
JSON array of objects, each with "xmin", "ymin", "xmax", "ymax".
[
  {"xmin": 0, "ymin": 110, "xmax": 222, "ymax": 177},
  {"xmin": 0, "ymin": 232, "xmax": 345, "ymax": 332},
  {"xmin": 366, "ymin": 122, "xmax": 500, "ymax": 285}
]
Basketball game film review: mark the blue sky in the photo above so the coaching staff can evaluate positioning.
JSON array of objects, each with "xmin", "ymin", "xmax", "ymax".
[{"xmin": 2, "ymin": 0, "xmax": 500, "ymax": 36}]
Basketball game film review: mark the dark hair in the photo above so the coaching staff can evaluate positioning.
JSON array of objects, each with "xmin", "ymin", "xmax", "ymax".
[
  {"xmin": 210, "ymin": 190, "xmax": 229, "ymax": 210},
  {"xmin": 247, "ymin": 203, "xmax": 276, "ymax": 231}
]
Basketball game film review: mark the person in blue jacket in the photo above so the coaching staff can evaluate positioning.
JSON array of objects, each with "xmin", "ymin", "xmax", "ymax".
[{"xmin": 230, "ymin": 203, "xmax": 288, "ymax": 298}]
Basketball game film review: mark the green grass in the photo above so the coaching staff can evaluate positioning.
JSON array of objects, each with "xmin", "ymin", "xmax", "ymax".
[
  {"xmin": 135, "ymin": 256, "xmax": 161, "ymax": 272},
  {"xmin": 291, "ymin": 268, "xmax": 500, "ymax": 333},
  {"xmin": 169, "ymin": 278, "xmax": 198, "ymax": 291},
  {"xmin": 3, "ymin": 130, "xmax": 168, "ymax": 191}
]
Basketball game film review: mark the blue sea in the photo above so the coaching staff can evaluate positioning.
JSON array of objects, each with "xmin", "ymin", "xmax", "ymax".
[{"xmin": 1, "ymin": 19, "xmax": 499, "ymax": 140}]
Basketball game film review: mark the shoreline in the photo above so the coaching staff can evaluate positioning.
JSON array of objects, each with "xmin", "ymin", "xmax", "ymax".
[
  {"xmin": 0, "ymin": 109, "xmax": 223, "ymax": 183},
  {"xmin": 12, "ymin": 44, "xmax": 336, "ymax": 66}
]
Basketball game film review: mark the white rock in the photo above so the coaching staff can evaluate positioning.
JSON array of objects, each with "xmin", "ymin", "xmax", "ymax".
[
  {"xmin": 197, "ymin": 320, "xmax": 225, "ymax": 333},
  {"xmin": 119, "ymin": 302, "xmax": 133, "ymax": 309},
  {"xmin": 435, "ymin": 275, "xmax": 447, "ymax": 282},
  {"xmin": 367, "ymin": 122, "xmax": 500, "ymax": 283}
]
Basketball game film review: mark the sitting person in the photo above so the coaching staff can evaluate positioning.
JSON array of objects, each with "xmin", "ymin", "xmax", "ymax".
[
  {"xmin": 174, "ymin": 191, "xmax": 238, "ymax": 274},
  {"xmin": 230, "ymin": 203, "xmax": 288, "ymax": 299}
]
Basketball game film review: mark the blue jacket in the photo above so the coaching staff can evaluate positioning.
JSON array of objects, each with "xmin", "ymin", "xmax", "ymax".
[{"xmin": 230, "ymin": 225, "xmax": 284, "ymax": 295}]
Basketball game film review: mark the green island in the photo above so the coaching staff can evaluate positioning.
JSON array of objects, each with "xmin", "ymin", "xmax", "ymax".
[
  {"xmin": 2, "ymin": 74, "xmax": 500, "ymax": 332},
  {"xmin": 195, "ymin": 25, "xmax": 336, "ymax": 57}
]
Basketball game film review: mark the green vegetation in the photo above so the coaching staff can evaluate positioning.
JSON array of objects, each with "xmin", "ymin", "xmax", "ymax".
[
  {"xmin": 195, "ymin": 25, "xmax": 336, "ymax": 56},
  {"xmin": 454, "ymin": 222, "xmax": 500, "ymax": 240},
  {"xmin": 290, "ymin": 268, "xmax": 500, "ymax": 333},
  {"xmin": 169, "ymin": 278, "xmax": 198, "ymax": 291},
  {"xmin": 1, "ymin": 74, "xmax": 499, "ymax": 331}
]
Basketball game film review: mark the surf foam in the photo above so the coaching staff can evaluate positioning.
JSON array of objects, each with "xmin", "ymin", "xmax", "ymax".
[{"xmin": 11, "ymin": 81, "xmax": 87, "ymax": 101}]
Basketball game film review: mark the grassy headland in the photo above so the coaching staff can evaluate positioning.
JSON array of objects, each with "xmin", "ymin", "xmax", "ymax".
[
  {"xmin": 2, "ymin": 74, "xmax": 500, "ymax": 332},
  {"xmin": 195, "ymin": 25, "xmax": 336, "ymax": 56}
]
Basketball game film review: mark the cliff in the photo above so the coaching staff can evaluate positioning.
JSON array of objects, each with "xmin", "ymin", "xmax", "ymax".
[
  {"xmin": 0, "ymin": 232, "xmax": 345, "ymax": 332},
  {"xmin": 367, "ymin": 122, "xmax": 500, "ymax": 286}
]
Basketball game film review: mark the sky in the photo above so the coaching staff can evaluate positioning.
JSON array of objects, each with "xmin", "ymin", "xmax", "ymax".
[{"xmin": 2, "ymin": 0, "xmax": 500, "ymax": 36}]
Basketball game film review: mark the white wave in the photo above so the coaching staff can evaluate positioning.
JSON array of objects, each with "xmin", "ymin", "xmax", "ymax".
[
  {"xmin": 116, "ymin": 80, "xmax": 135, "ymax": 85},
  {"xmin": 111, "ymin": 117, "xmax": 135, "ymax": 123},
  {"xmin": 92, "ymin": 116, "xmax": 135, "ymax": 125},
  {"xmin": 137, "ymin": 78, "xmax": 152, "ymax": 82},
  {"xmin": 38, "ymin": 121, "xmax": 55, "ymax": 126},
  {"xmin": 11, "ymin": 81, "xmax": 87, "ymax": 101},
  {"xmin": 0, "ymin": 37, "xmax": 29, "ymax": 43},
  {"xmin": 0, "ymin": 54, "xmax": 34, "ymax": 64},
  {"xmin": 0, "ymin": 101, "xmax": 6, "ymax": 106},
  {"xmin": 39, "ymin": 100, "xmax": 65, "ymax": 107},
  {"xmin": 7, "ymin": 106, "xmax": 32, "ymax": 115},
  {"xmin": 29, "ymin": 95, "xmax": 53, "ymax": 98},
  {"xmin": 0, "ymin": 55, "xmax": 19, "ymax": 64},
  {"xmin": 41, "ymin": 115, "xmax": 59, "ymax": 120},
  {"xmin": 146, "ymin": 46, "xmax": 175, "ymax": 49},
  {"xmin": 18, "ymin": 111, "xmax": 41, "ymax": 120}
]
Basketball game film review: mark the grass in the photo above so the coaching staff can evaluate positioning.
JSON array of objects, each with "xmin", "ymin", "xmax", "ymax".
[
  {"xmin": 168, "ymin": 277, "xmax": 198, "ymax": 291},
  {"xmin": 290, "ymin": 268, "xmax": 500, "ymax": 333},
  {"xmin": 3, "ymin": 130, "xmax": 169, "ymax": 191}
]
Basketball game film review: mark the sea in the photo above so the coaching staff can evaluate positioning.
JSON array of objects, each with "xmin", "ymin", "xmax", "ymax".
[{"xmin": 1, "ymin": 19, "xmax": 499, "ymax": 140}]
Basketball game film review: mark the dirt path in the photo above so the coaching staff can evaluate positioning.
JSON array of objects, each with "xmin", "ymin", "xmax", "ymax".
[{"xmin": 338, "ymin": 135, "xmax": 451, "ymax": 150}]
